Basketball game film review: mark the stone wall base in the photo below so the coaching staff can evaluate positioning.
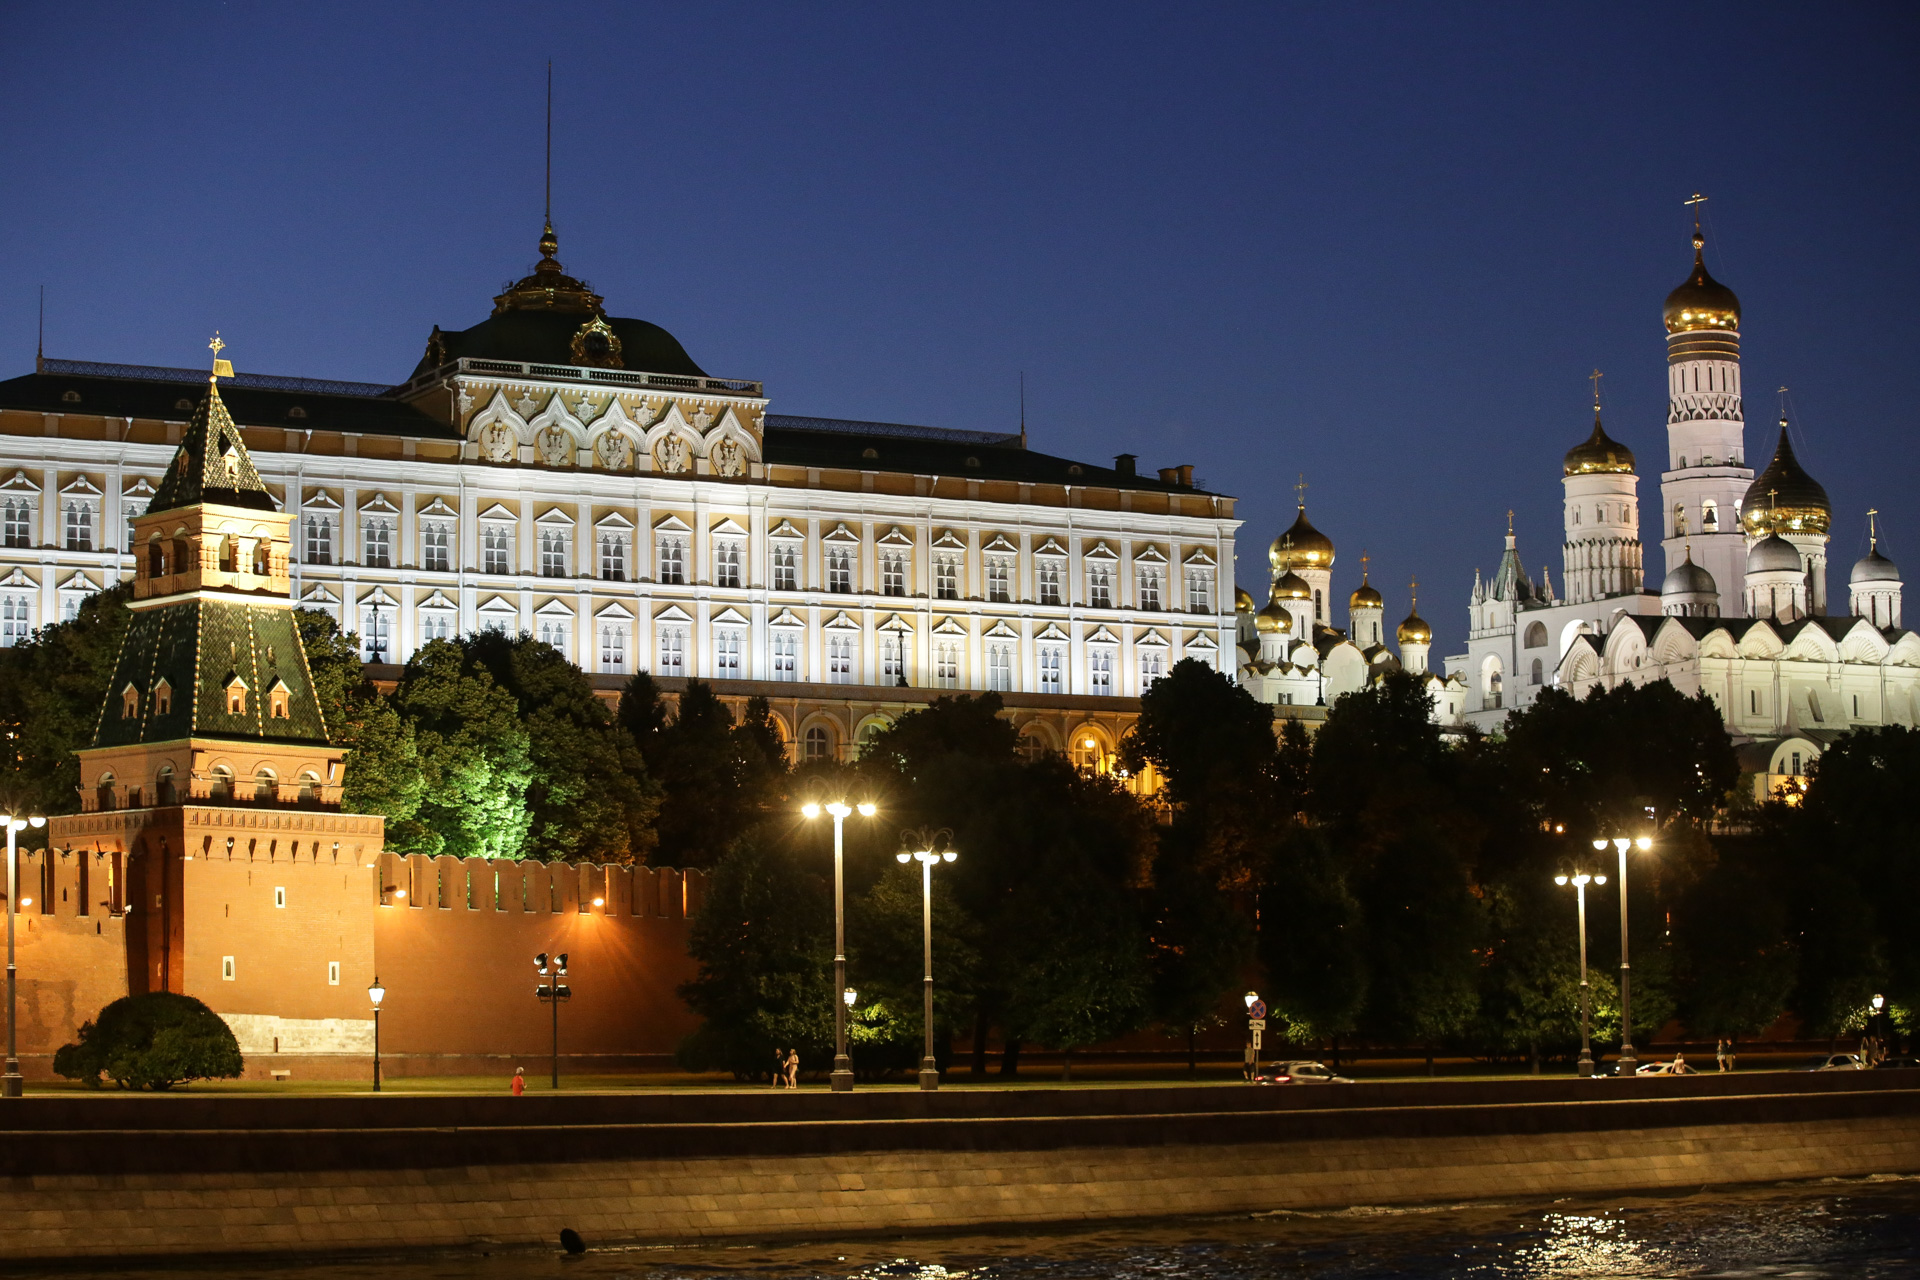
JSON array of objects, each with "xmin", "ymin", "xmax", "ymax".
[{"xmin": 5, "ymin": 1113, "xmax": 1919, "ymax": 1262}]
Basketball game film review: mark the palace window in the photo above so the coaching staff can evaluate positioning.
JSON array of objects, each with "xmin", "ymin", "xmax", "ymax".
[
  {"xmin": 1038, "ymin": 559, "xmax": 1062, "ymax": 606},
  {"xmin": 599, "ymin": 624, "xmax": 627, "ymax": 673},
  {"xmin": 1089, "ymin": 648, "xmax": 1114, "ymax": 695},
  {"xmin": 3, "ymin": 499, "xmax": 31, "ymax": 548},
  {"xmin": 420, "ymin": 611, "xmax": 453, "ymax": 643},
  {"xmin": 986, "ymin": 557, "xmax": 1011, "ymax": 603},
  {"xmin": 716, "ymin": 629, "xmax": 742, "ymax": 678},
  {"xmin": 827, "ymin": 547, "xmax": 853, "ymax": 594},
  {"xmin": 124, "ymin": 503, "xmax": 141, "ymax": 552},
  {"xmin": 881, "ymin": 633, "xmax": 905, "ymax": 684},
  {"xmin": 987, "ymin": 643, "xmax": 1012, "ymax": 692},
  {"xmin": 658, "ymin": 536, "xmax": 687, "ymax": 585},
  {"xmin": 1139, "ymin": 647, "xmax": 1164, "ymax": 688},
  {"xmin": 421, "ymin": 521, "xmax": 451, "ymax": 572},
  {"xmin": 882, "ymin": 552, "xmax": 906, "ymax": 597},
  {"xmin": 935, "ymin": 554, "xmax": 959, "ymax": 601},
  {"xmin": 828, "ymin": 634, "xmax": 854, "ymax": 684},
  {"xmin": 538, "ymin": 618, "xmax": 570, "ymax": 653},
  {"xmin": 1038, "ymin": 644, "xmax": 1063, "ymax": 694},
  {"xmin": 773, "ymin": 543, "xmax": 799, "ymax": 591},
  {"xmin": 359, "ymin": 605, "xmax": 390, "ymax": 662},
  {"xmin": 1186, "ymin": 567, "xmax": 1213, "ymax": 613},
  {"xmin": 1138, "ymin": 567, "xmax": 1161, "ymax": 611},
  {"xmin": 63, "ymin": 501, "xmax": 93, "ymax": 552},
  {"xmin": 364, "ymin": 517, "xmax": 392, "ymax": 568},
  {"xmin": 934, "ymin": 641, "xmax": 959, "ymax": 690},
  {"xmin": 772, "ymin": 631, "xmax": 798, "ymax": 681},
  {"xmin": 303, "ymin": 514, "xmax": 332, "ymax": 565},
  {"xmin": 804, "ymin": 726, "xmax": 831, "ymax": 761},
  {"xmin": 538, "ymin": 528, "xmax": 569, "ymax": 578},
  {"xmin": 657, "ymin": 627, "xmax": 686, "ymax": 677},
  {"xmin": 599, "ymin": 531, "xmax": 629, "ymax": 581},
  {"xmin": 1088, "ymin": 564, "xmax": 1113, "ymax": 609},
  {"xmin": 714, "ymin": 539, "xmax": 742, "ymax": 589},
  {"xmin": 7, "ymin": 590, "xmax": 39, "ymax": 644},
  {"xmin": 482, "ymin": 524, "xmax": 511, "ymax": 575}
]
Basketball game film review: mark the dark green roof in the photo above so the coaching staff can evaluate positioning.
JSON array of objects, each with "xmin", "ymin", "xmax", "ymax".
[
  {"xmin": 409, "ymin": 312, "xmax": 708, "ymax": 381},
  {"xmin": 148, "ymin": 379, "xmax": 279, "ymax": 514},
  {"xmin": 92, "ymin": 601, "xmax": 330, "ymax": 749},
  {"xmin": 0, "ymin": 367, "xmax": 452, "ymax": 440}
]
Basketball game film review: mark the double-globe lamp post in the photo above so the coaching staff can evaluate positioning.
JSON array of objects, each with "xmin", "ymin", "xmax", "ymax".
[
  {"xmin": 3, "ymin": 810, "xmax": 46, "ymax": 1099},
  {"xmin": 802, "ymin": 795, "xmax": 875, "ymax": 1091},
  {"xmin": 1594, "ymin": 834, "xmax": 1653, "ymax": 1073},
  {"xmin": 1553, "ymin": 870, "xmax": 1606, "ymax": 1077},
  {"xmin": 535, "ymin": 952, "xmax": 571, "ymax": 1090},
  {"xmin": 897, "ymin": 827, "xmax": 957, "ymax": 1091}
]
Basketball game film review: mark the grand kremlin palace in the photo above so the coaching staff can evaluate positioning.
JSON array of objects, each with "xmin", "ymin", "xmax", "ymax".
[{"xmin": 0, "ymin": 223, "xmax": 1246, "ymax": 771}]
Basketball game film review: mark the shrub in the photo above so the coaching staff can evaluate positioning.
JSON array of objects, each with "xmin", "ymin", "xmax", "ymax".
[{"xmin": 53, "ymin": 992, "xmax": 244, "ymax": 1090}]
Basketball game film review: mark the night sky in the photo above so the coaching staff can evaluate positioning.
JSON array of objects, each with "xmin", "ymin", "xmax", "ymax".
[{"xmin": 4, "ymin": 4, "xmax": 1916, "ymax": 656}]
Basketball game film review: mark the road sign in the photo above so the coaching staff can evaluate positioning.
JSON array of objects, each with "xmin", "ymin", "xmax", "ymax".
[
  {"xmin": 1252, "ymin": 1028, "xmax": 1263, "ymax": 1049},
  {"xmin": 1247, "ymin": 1019, "xmax": 1266, "ymax": 1031},
  {"xmin": 1248, "ymin": 1000, "xmax": 1267, "ymax": 1020}
]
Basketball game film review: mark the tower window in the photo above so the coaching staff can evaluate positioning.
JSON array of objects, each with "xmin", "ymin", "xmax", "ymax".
[{"xmin": 121, "ymin": 684, "xmax": 139, "ymax": 720}]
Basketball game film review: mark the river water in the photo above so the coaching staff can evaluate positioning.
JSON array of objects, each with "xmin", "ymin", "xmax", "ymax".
[{"xmin": 28, "ymin": 1178, "xmax": 1920, "ymax": 1279}]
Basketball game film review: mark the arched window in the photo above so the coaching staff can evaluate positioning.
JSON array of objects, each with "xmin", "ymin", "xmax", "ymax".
[
  {"xmin": 1523, "ymin": 622, "xmax": 1547, "ymax": 649},
  {"xmin": 804, "ymin": 725, "xmax": 831, "ymax": 761},
  {"xmin": 148, "ymin": 539, "xmax": 166, "ymax": 577},
  {"xmin": 298, "ymin": 771, "xmax": 320, "ymax": 806},
  {"xmin": 209, "ymin": 765, "xmax": 233, "ymax": 802},
  {"xmin": 96, "ymin": 772, "xmax": 116, "ymax": 812},
  {"xmin": 254, "ymin": 769, "xmax": 276, "ymax": 804},
  {"xmin": 252, "ymin": 541, "xmax": 271, "ymax": 576},
  {"xmin": 1530, "ymin": 658, "xmax": 1543, "ymax": 686},
  {"xmin": 156, "ymin": 765, "xmax": 176, "ymax": 806},
  {"xmin": 1701, "ymin": 499, "xmax": 1718, "ymax": 530}
]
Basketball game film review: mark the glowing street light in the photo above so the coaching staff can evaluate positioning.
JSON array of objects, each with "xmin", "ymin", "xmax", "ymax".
[
  {"xmin": 803, "ymin": 787, "xmax": 876, "ymax": 1091},
  {"xmin": 897, "ymin": 827, "xmax": 957, "ymax": 1091},
  {"xmin": 535, "ymin": 952, "xmax": 571, "ymax": 1090},
  {"xmin": 1554, "ymin": 871, "xmax": 1606, "ymax": 1077},
  {"xmin": 368, "ymin": 977, "xmax": 386, "ymax": 1092},
  {"xmin": 1594, "ymin": 833, "xmax": 1654, "ymax": 1073},
  {"xmin": 3, "ymin": 810, "xmax": 46, "ymax": 1098}
]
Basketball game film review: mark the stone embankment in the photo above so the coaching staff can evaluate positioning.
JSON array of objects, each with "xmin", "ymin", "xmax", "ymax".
[{"xmin": 2, "ymin": 1071, "xmax": 1916, "ymax": 1264}]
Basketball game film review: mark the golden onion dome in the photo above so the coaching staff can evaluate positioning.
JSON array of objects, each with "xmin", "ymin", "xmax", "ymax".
[
  {"xmin": 1234, "ymin": 585, "xmax": 1257, "ymax": 614},
  {"xmin": 1349, "ymin": 574, "xmax": 1383, "ymax": 611},
  {"xmin": 1396, "ymin": 604, "xmax": 1431, "ymax": 645},
  {"xmin": 1563, "ymin": 410, "xmax": 1636, "ymax": 476},
  {"xmin": 1663, "ymin": 230, "xmax": 1742, "ymax": 334},
  {"xmin": 1269, "ymin": 505, "xmax": 1336, "ymax": 572},
  {"xmin": 1740, "ymin": 422, "xmax": 1830, "ymax": 536},
  {"xmin": 1254, "ymin": 601, "xmax": 1292, "ymax": 634},
  {"xmin": 1272, "ymin": 570, "xmax": 1313, "ymax": 601}
]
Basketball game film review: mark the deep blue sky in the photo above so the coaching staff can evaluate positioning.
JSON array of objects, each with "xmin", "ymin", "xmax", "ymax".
[{"xmin": 4, "ymin": 4, "xmax": 1917, "ymax": 655}]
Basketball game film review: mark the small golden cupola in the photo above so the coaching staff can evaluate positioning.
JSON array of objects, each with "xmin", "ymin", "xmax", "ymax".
[
  {"xmin": 1663, "ymin": 228, "xmax": 1742, "ymax": 335},
  {"xmin": 1563, "ymin": 407, "xmax": 1636, "ymax": 476},
  {"xmin": 1349, "ymin": 572, "xmax": 1384, "ymax": 612}
]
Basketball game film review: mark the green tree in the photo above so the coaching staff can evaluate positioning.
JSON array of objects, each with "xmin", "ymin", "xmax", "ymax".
[
  {"xmin": 1674, "ymin": 840, "xmax": 1797, "ymax": 1042},
  {"xmin": 53, "ymin": 992, "xmax": 243, "ymax": 1090},
  {"xmin": 638, "ymin": 680, "xmax": 790, "ymax": 868},
  {"xmin": 847, "ymin": 859, "xmax": 983, "ymax": 1076},
  {"xmin": 392, "ymin": 638, "xmax": 533, "ymax": 859},
  {"xmin": 0, "ymin": 586, "xmax": 132, "ymax": 813}
]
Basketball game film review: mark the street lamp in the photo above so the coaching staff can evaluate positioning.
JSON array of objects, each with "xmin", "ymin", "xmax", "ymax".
[
  {"xmin": 897, "ymin": 827, "xmax": 957, "ymax": 1091},
  {"xmin": 3, "ymin": 810, "xmax": 46, "ymax": 1098},
  {"xmin": 1243, "ymin": 990, "xmax": 1265, "ymax": 1081},
  {"xmin": 535, "ymin": 952, "xmax": 571, "ymax": 1090},
  {"xmin": 1595, "ymin": 833, "xmax": 1653, "ymax": 1074},
  {"xmin": 368, "ymin": 977, "xmax": 386, "ymax": 1092},
  {"xmin": 1872, "ymin": 993, "xmax": 1887, "ymax": 1062},
  {"xmin": 802, "ymin": 789, "xmax": 876, "ymax": 1092},
  {"xmin": 1554, "ymin": 871, "xmax": 1607, "ymax": 1077}
]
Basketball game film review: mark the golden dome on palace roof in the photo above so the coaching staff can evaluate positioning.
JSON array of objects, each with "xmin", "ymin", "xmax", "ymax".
[
  {"xmin": 1269, "ymin": 505, "xmax": 1335, "ymax": 572},
  {"xmin": 1663, "ymin": 230, "xmax": 1742, "ymax": 335}
]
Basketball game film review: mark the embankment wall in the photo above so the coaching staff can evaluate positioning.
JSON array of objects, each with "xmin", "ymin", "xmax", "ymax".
[{"xmin": 0, "ymin": 1073, "xmax": 1915, "ymax": 1263}]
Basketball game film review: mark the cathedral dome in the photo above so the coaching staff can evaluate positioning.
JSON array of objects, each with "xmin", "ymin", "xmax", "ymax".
[
  {"xmin": 1740, "ymin": 423, "xmax": 1830, "ymax": 536},
  {"xmin": 1271, "ymin": 571, "xmax": 1313, "ymax": 601},
  {"xmin": 1663, "ymin": 231, "xmax": 1742, "ymax": 334},
  {"xmin": 1349, "ymin": 576, "xmax": 1383, "ymax": 610},
  {"xmin": 1747, "ymin": 532, "xmax": 1802, "ymax": 574},
  {"xmin": 1269, "ymin": 505, "xmax": 1335, "ymax": 572},
  {"xmin": 1562, "ymin": 412, "xmax": 1636, "ymax": 476},
  {"xmin": 1255, "ymin": 601, "xmax": 1292, "ymax": 634},
  {"xmin": 411, "ymin": 224, "xmax": 709, "ymax": 380},
  {"xmin": 1661, "ymin": 549, "xmax": 1717, "ymax": 597},
  {"xmin": 1234, "ymin": 585, "xmax": 1256, "ymax": 614},
  {"xmin": 1851, "ymin": 545, "xmax": 1901, "ymax": 585},
  {"xmin": 1396, "ymin": 609, "xmax": 1431, "ymax": 645}
]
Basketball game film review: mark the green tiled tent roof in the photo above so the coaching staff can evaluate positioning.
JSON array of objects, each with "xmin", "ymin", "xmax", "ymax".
[
  {"xmin": 92, "ymin": 601, "xmax": 330, "ymax": 748},
  {"xmin": 148, "ymin": 378, "xmax": 280, "ymax": 515}
]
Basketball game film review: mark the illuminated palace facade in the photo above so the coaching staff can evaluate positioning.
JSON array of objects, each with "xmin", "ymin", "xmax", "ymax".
[{"xmin": 0, "ymin": 224, "xmax": 1239, "ymax": 766}]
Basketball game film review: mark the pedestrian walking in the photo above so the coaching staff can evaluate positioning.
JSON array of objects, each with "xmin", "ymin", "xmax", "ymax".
[
  {"xmin": 1716, "ymin": 1038, "xmax": 1731, "ymax": 1072},
  {"xmin": 511, "ymin": 1067, "xmax": 525, "ymax": 1096},
  {"xmin": 773, "ymin": 1047, "xmax": 785, "ymax": 1087},
  {"xmin": 784, "ymin": 1048, "xmax": 800, "ymax": 1088}
]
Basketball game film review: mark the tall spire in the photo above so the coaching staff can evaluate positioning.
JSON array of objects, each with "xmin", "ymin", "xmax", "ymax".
[{"xmin": 147, "ymin": 336, "xmax": 276, "ymax": 515}]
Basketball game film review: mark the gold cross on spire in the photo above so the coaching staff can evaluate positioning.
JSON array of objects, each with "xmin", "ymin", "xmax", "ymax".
[
  {"xmin": 1778, "ymin": 386, "xmax": 1790, "ymax": 425},
  {"xmin": 1294, "ymin": 473, "xmax": 1308, "ymax": 509},
  {"xmin": 1506, "ymin": 508, "xmax": 1515, "ymax": 535},
  {"xmin": 1869, "ymin": 507, "xmax": 1880, "ymax": 549},
  {"xmin": 1360, "ymin": 551, "xmax": 1370, "ymax": 578},
  {"xmin": 1590, "ymin": 368, "xmax": 1603, "ymax": 411},
  {"xmin": 1684, "ymin": 192, "xmax": 1708, "ymax": 230},
  {"xmin": 208, "ymin": 332, "xmax": 232, "ymax": 382},
  {"xmin": 1409, "ymin": 577, "xmax": 1418, "ymax": 610}
]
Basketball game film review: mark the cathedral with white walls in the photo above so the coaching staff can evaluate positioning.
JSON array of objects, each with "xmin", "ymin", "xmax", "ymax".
[{"xmin": 1451, "ymin": 216, "xmax": 1918, "ymax": 797}]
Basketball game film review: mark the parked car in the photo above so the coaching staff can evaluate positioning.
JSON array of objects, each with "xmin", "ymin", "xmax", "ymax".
[
  {"xmin": 1262, "ymin": 1060, "xmax": 1353, "ymax": 1084},
  {"xmin": 1809, "ymin": 1053, "xmax": 1866, "ymax": 1071}
]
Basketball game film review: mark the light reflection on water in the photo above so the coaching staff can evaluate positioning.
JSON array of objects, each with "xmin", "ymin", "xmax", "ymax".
[{"xmin": 22, "ymin": 1178, "xmax": 1920, "ymax": 1280}]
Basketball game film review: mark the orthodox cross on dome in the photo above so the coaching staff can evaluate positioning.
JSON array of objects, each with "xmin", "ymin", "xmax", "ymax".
[
  {"xmin": 1506, "ymin": 509, "xmax": 1515, "ymax": 535},
  {"xmin": 1868, "ymin": 508, "xmax": 1880, "ymax": 550},
  {"xmin": 1589, "ymin": 367, "xmax": 1603, "ymax": 410},
  {"xmin": 209, "ymin": 332, "xmax": 232, "ymax": 381},
  {"xmin": 1294, "ymin": 473, "xmax": 1308, "ymax": 509},
  {"xmin": 1409, "ymin": 577, "xmax": 1418, "ymax": 610},
  {"xmin": 1360, "ymin": 551, "xmax": 1370, "ymax": 576}
]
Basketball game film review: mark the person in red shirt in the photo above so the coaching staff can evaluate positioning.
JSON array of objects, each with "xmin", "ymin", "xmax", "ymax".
[{"xmin": 511, "ymin": 1067, "xmax": 526, "ymax": 1096}]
